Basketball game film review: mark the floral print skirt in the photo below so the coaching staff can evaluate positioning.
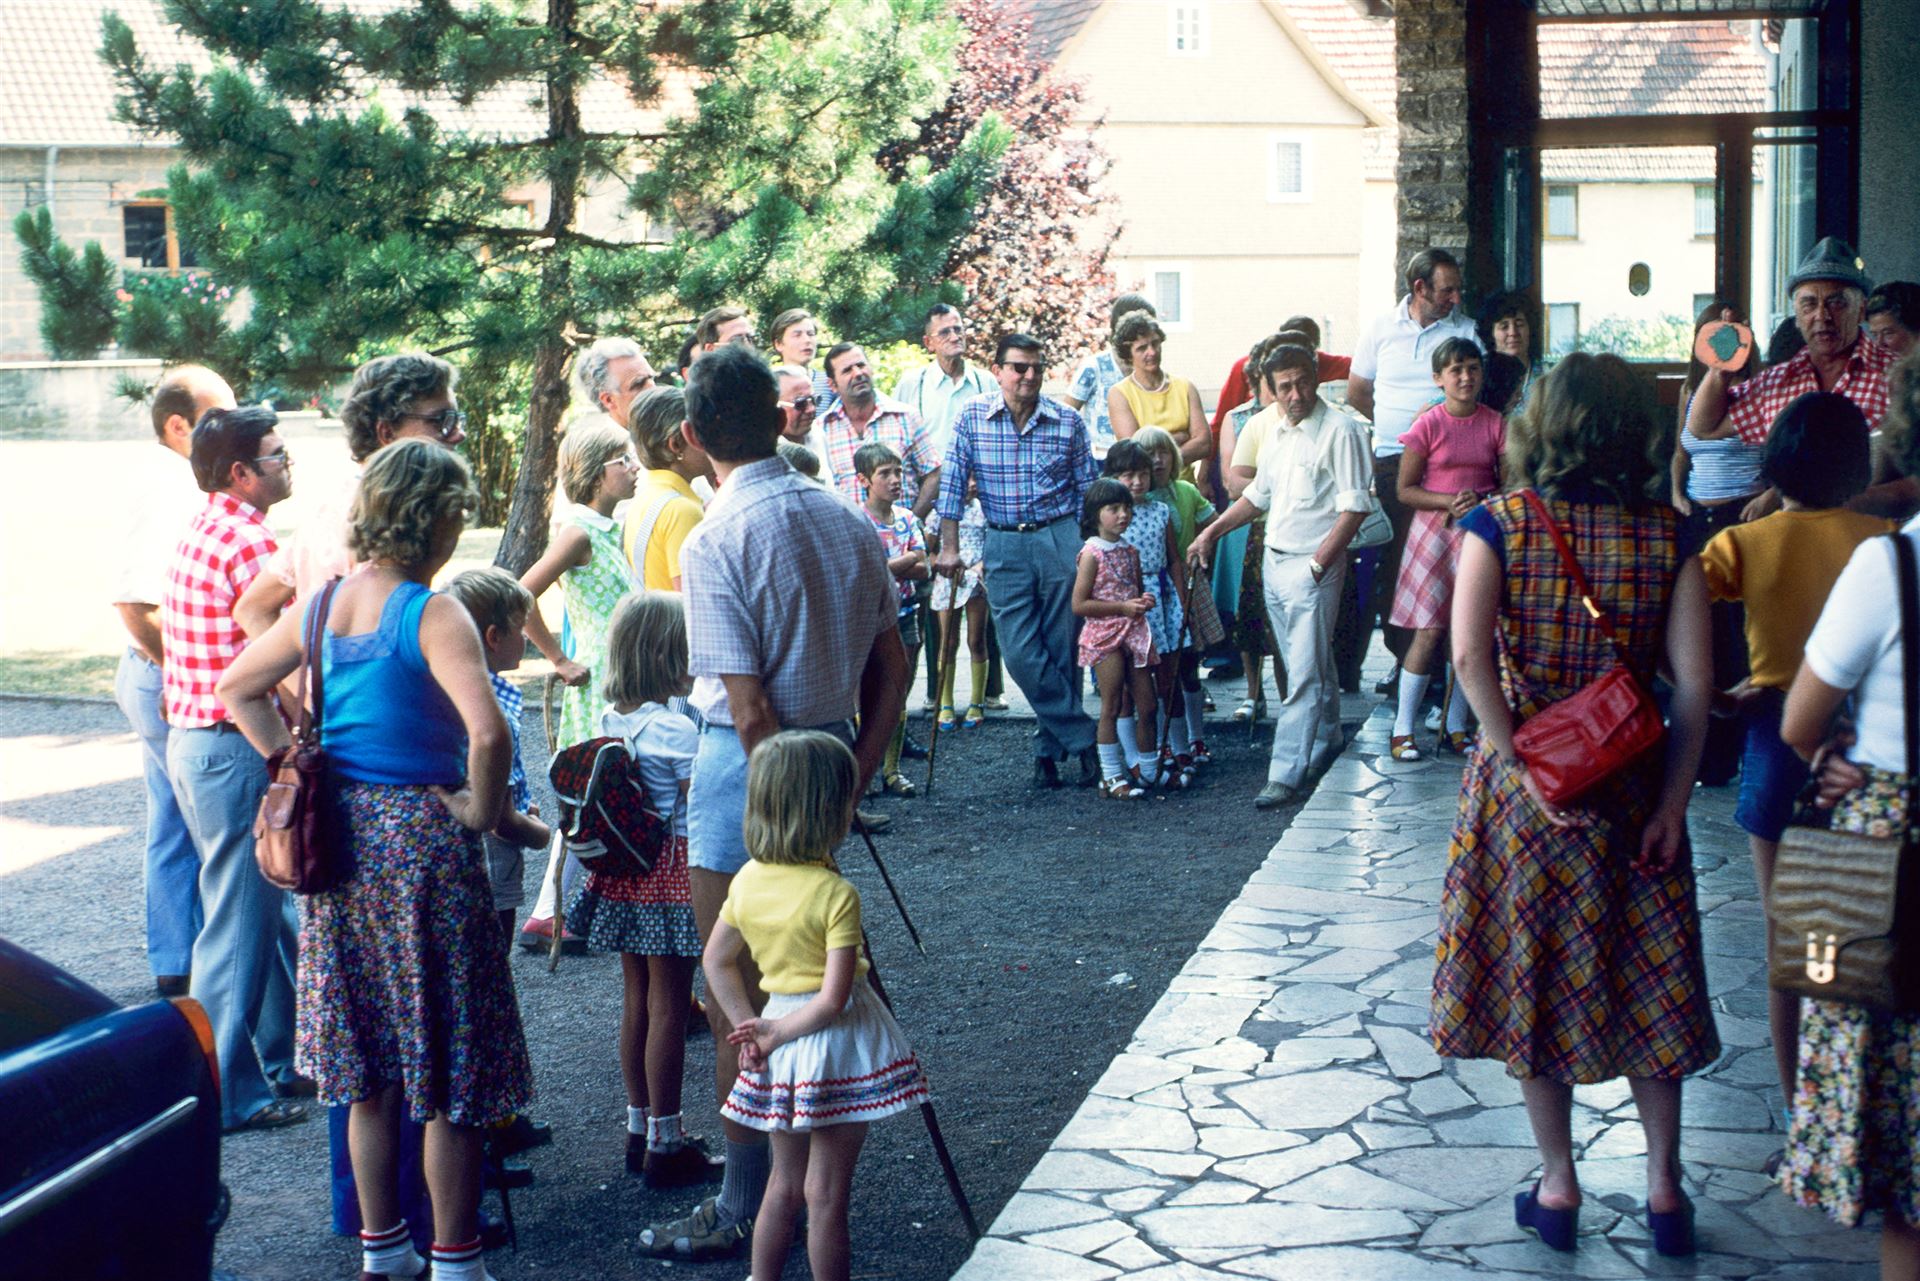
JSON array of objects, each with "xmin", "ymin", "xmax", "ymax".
[
  {"xmin": 1779, "ymin": 765, "xmax": 1920, "ymax": 1227},
  {"xmin": 297, "ymin": 783, "xmax": 534, "ymax": 1127}
]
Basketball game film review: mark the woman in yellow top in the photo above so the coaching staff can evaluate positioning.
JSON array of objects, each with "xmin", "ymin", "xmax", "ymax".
[
  {"xmin": 1106, "ymin": 311, "xmax": 1211, "ymax": 481},
  {"xmin": 622, "ymin": 387, "xmax": 712, "ymax": 591}
]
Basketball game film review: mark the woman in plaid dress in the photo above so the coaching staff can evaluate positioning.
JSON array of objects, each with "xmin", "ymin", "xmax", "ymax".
[{"xmin": 1433, "ymin": 354, "xmax": 1719, "ymax": 1256}]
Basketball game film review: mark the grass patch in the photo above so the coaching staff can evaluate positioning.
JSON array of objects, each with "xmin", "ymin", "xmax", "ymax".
[{"xmin": 0, "ymin": 651, "xmax": 119, "ymax": 699}]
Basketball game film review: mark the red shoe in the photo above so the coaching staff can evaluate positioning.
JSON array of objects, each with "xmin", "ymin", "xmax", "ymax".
[
  {"xmin": 1190, "ymin": 739, "xmax": 1213, "ymax": 766},
  {"xmin": 516, "ymin": 916, "xmax": 586, "ymax": 955}
]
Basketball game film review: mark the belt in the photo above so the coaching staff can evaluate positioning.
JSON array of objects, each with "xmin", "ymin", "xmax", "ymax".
[{"xmin": 987, "ymin": 515, "xmax": 1070, "ymax": 534}]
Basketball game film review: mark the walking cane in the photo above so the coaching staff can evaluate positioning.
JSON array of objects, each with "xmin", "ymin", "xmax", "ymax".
[
  {"xmin": 924, "ymin": 605, "xmax": 959, "ymax": 796},
  {"xmin": 852, "ymin": 813, "xmax": 925, "ymax": 955},
  {"xmin": 860, "ymin": 930, "xmax": 981, "ymax": 1240}
]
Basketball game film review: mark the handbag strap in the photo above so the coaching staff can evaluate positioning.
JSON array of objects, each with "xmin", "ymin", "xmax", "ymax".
[
  {"xmin": 295, "ymin": 577, "xmax": 343, "ymax": 746},
  {"xmin": 1519, "ymin": 488, "xmax": 1631, "ymax": 665}
]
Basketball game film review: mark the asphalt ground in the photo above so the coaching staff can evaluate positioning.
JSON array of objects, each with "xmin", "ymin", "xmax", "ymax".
[{"xmin": 0, "ymin": 689, "xmax": 1305, "ymax": 1280}]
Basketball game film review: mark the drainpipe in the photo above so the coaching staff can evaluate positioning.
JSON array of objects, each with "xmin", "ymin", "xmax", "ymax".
[{"xmin": 43, "ymin": 145, "xmax": 58, "ymax": 217}]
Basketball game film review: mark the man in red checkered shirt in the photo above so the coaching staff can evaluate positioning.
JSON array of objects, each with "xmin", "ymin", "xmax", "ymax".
[
  {"xmin": 161, "ymin": 403, "xmax": 309, "ymax": 1132},
  {"xmin": 1690, "ymin": 237, "xmax": 1894, "ymax": 518}
]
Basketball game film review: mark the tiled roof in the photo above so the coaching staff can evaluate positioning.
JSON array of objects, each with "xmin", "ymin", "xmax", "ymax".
[
  {"xmin": 1538, "ymin": 19, "xmax": 1769, "ymax": 119},
  {"xmin": 1537, "ymin": 0, "xmax": 1815, "ymax": 16},
  {"xmin": 1542, "ymin": 145, "xmax": 1715, "ymax": 182},
  {"xmin": 1283, "ymin": 0, "xmax": 1396, "ymax": 118},
  {"xmin": 0, "ymin": 0, "xmax": 678, "ymax": 148},
  {"xmin": 996, "ymin": 0, "xmax": 1104, "ymax": 62}
]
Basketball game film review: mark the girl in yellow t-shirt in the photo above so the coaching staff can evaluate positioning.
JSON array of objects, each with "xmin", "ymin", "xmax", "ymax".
[{"xmin": 705, "ymin": 731, "xmax": 929, "ymax": 1281}]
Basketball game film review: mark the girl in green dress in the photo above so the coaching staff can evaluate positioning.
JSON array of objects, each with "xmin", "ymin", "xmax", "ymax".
[{"xmin": 518, "ymin": 418, "xmax": 641, "ymax": 942}]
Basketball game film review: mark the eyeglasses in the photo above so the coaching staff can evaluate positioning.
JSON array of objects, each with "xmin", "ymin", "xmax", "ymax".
[
  {"xmin": 606, "ymin": 452, "xmax": 641, "ymax": 470},
  {"xmin": 251, "ymin": 449, "xmax": 293, "ymax": 470},
  {"xmin": 780, "ymin": 395, "xmax": 816, "ymax": 411},
  {"xmin": 931, "ymin": 324, "xmax": 966, "ymax": 340},
  {"xmin": 998, "ymin": 359, "xmax": 1045, "ymax": 376},
  {"xmin": 398, "ymin": 407, "xmax": 468, "ymax": 440}
]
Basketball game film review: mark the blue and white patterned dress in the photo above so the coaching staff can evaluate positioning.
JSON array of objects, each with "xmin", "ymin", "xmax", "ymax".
[{"xmin": 1121, "ymin": 497, "xmax": 1184, "ymax": 655}]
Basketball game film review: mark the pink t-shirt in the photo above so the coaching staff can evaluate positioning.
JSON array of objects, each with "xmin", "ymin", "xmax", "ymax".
[{"xmin": 1402, "ymin": 403, "xmax": 1505, "ymax": 495}]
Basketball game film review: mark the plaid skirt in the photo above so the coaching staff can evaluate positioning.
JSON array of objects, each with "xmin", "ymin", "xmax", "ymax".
[
  {"xmin": 297, "ymin": 784, "xmax": 534, "ymax": 1126},
  {"xmin": 1388, "ymin": 508, "xmax": 1462, "ymax": 631},
  {"xmin": 1779, "ymin": 766, "xmax": 1920, "ymax": 1227},
  {"xmin": 1430, "ymin": 745, "xmax": 1720, "ymax": 1084}
]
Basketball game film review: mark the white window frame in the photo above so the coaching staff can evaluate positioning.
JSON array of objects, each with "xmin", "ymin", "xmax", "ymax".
[
  {"xmin": 1167, "ymin": 2, "xmax": 1208, "ymax": 57},
  {"xmin": 1266, "ymin": 134, "xmax": 1314, "ymax": 204},
  {"xmin": 1693, "ymin": 183, "xmax": 1716, "ymax": 238},
  {"xmin": 1147, "ymin": 264, "xmax": 1194, "ymax": 332},
  {"xmin": 1547, "ymin": 302, "xmax": 1580, "ymax": 356}
]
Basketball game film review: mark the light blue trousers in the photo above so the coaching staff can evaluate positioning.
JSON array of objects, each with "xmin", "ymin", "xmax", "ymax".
[
  {"xmin": 982, "ymin": 520, "xmax": 1096, "ymax": 761},
  {"xmin": 114, "ymin": 648, "xmax": 204, "ymax": 977},
  {"xmin": 168, "ymin": 724, "xmax": 300, "ymax": 1127}
]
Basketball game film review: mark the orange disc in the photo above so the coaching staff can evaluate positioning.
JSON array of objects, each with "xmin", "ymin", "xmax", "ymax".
[{"xmin": 1694, "ymin": 320, "xmax": 1754, "ymax": 372}]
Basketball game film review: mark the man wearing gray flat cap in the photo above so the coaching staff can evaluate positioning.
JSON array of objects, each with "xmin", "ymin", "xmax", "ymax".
[{"xmin": 1689, "ymin": 237, "xmax": 1900, "ymax": 518}]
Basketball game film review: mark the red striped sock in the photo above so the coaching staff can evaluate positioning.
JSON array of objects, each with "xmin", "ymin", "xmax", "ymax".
[
  {"xmin": 359, "ymin": 1220, "xmax": 422, "ymax": 1277},
  {"xmin": 429, "ymin": 1238, "xmax": 485, "ymax": 1281}
]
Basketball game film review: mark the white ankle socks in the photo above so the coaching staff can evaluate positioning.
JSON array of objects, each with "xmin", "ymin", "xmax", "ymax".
[
  {"xmin": 1394, "ymin": 670, "xmax": 1432, "ymax": 737},
  {"xmin": 627, "ymin": 1104, "xmax": 649, "ymax": 1135},
  {"xmin": 429, "ymin": 1238, "xmax": 488, "ymax": 1281},
  {"xmin": 360, "ymin": 1222, "xmax": 424, "ymax": 1278},
  {"xmin": 1097, "ymin": 741, "xmax": 1126, "ymax": 781},
  {"xmin": 646, "ymin": 1111, "xmax": 684, "ymax": 1153},
  {"xmin": 1115, "ymin": 717, "xmax": 1142, "ymax": 771}
]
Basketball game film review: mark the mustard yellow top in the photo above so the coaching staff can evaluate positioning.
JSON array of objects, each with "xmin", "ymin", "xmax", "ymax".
[
  {"xmin": 1700, "ymin": 507, "xmax": 1893, "ymax": 689},
  {"xmin": 622, "ymin": 469, "xmax": 704, "ymax": 590},
  {"xmin": 1115, "ymin": 374, "xmax": 1196, "ymax": 480},
  {"xmin": 719, "ymin": 859, "xmax": 869, "ymax": 994}
]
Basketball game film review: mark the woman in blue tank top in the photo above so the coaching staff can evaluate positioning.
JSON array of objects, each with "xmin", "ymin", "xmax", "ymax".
[{"xmin": 220, "ymin": 439, "xmax": 531, "ymax": 1280}]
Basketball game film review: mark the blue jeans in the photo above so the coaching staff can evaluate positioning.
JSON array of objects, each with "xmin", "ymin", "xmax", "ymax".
[
  {"xmin": 114, "ymin": 648, "xmax": 203, "ymax": 977},
  {"xmin": 168, "ymin": 723, "xmax": 301, "ymax": 1127},
  {"xmin": 982, "ymin": 519, "xmax": 1096, "ymax": 760}
]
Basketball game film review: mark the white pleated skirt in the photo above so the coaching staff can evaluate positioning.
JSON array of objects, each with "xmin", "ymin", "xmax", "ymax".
[{"xmin": 721, "ymin": 982, "xmax": 929, "ymax": 1131}]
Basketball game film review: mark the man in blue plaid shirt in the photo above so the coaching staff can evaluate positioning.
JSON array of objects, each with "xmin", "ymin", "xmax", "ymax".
[{"xmin": 934, "ymin": 333, "xmax": 1101, "ymax": 787}]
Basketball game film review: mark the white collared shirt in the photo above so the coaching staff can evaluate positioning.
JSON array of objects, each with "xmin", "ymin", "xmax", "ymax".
[
  {"xmin": 893, "ymin": 360, "xmax": 994, "ymax": 460},
  {"xmin": 1243, "ymin": 402, "xmax": 1373, "ymax": 556},
  {"xmin": 1350, "ymin": 295, "xmax": 1482, "ymax": 455},
  {"xmin": 114, "ymin": 449, "xmax": 205, "ymax": 607}
]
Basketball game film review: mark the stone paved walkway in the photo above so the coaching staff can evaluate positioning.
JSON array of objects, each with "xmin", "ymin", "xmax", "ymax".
[{"xmin": 950, "ymin": 700, "xmax": 1880, "ymax": 1281}]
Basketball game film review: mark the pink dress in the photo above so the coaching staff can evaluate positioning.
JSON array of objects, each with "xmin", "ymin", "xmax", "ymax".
[
  {"xmin": 1390, "ymin": 404, "xmax": 1506, "ymax": 630},
  {"xmin": 1076, "ymin": 537, "xmax": 1156, "ymax": 668}
]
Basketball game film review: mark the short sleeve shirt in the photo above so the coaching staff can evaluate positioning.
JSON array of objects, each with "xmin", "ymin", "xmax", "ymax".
[
  {"xmin": 1243, "ymin": 403, "xmax": 1374, "ymax": 553},
  {"xmin": 719, "ymin": 860, "xmax": 869, "ymax": 994},
  {"xmin": 161, "ymin": 492, "xmax": 278, "ymax": 727},
  {"xmin": 114, "ymin": 452, "xmax": 204, "ymax": 608},
  {"xmin": 1725, "ymin": 336, "xmax": 1895, "ymax": 445},
  {"xmin": 816, "ymin": 398, "xmax": 940, "ymax": 506},
  {"xmin": 1350, "ymin": 297, "xmax": 1482, "ymax": 454},
  {"xmin": 1802, "ymin": 521, "xmax": 1917, "ymax": 772},
  {"xmin": 491, "ymin": 674, "xmax": 532, "ymax": 814},
  {"xmin": 1400, "ymin": 404, "xmax": 1506, "ymax": 495},
  {"xmin": 864, "ymin": 503, "xmax": 927, "ymax": 611},
  {"xmin": 682, "ymin": 457, "xmax": 896, "ymax": 728},
  {"xmin": 623, "ymin": 470, "xmax": 705, "ymax": 590}
]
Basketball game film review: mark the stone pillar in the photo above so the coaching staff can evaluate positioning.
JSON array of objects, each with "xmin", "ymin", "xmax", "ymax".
[{"xmin": 1392, "ymin": 0, "xmax": 1470, "ymax": 298}]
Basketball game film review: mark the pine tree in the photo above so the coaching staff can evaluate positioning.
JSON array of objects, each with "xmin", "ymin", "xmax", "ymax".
[
  {"xmin": 82, "ymin": 0, "xmax": 1000, "ymax": 568},
  {"xmin": 13, "ymin": 207, "xmax": 119, "ymax": 359},
  {"xmin": 878, "ymin": 0, "xmax": 1118, "ymax": 365}
]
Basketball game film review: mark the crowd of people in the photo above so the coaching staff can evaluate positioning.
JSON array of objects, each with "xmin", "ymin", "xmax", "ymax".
[{"xmin": 104, "ymin": 231, "xmax": 1920, "ymax": 1280}]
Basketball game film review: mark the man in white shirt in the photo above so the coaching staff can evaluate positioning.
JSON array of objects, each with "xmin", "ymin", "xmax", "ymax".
[
  {"xmin": 891, "ymin": 304, "xmax": 994, "ymax": 459},
  {"xmin": 112, "ymin": 364, "xmax": 235, "ymax": 997},
  {"xmin": 1346, "ymin": 248, "xmax": 1480, "ymax": 674},
  {"xmin": 1189, "ymin": 346, "xmax": 1371, "ymax": 808}
]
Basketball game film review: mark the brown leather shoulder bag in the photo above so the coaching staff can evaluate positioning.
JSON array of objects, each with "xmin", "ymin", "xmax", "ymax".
[{"xmin": 254, "ymin": 578, "xmax": 347, "ymax": 894}]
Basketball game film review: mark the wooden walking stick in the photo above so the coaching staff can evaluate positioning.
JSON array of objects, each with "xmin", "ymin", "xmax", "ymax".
[
  {"xmin": 852, "ymin": 813, "xmax": 925, "ymax": 955},
  {"xmin": 924, "ymin": 605, "xmax": 959, "ymax": 796},
  {"xmin": 860, "ymin": 930, "xmax": 981, "ymax": 1240}
]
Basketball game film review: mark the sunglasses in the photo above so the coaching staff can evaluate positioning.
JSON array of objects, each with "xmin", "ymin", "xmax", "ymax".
[
  {"xmin": 397, "ymin": 407, "xmax": 468, "ymax": 440},
  {"xmin": 998, "ymin": 359, "xmax": 1045, "ymax": 376}
]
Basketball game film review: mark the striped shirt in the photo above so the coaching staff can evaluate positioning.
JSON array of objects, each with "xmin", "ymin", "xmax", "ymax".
[
  {"xmin": 681, "ymin": 456, "xmax": 896, "ymax": 728},
  {"xmin": 1679, "ymin": 419, "xmax": 1764, "ymax": 503},
  {"xmin": 935, "ymin": 393, "xmax": 1099, "ymax": 528},
  {"xmin": 1727, "ymin": 335, "xmax": 1895, "ymax": 444},
  {"xmin": 161, "ymin": 491, "xmax": 277, "ymax": 728}
]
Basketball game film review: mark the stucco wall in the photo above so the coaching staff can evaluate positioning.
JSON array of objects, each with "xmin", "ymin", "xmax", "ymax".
[
  {"xmin": 1541, "ymin": 180, "xmax": 1716, "ymax": 358},
  {"xmin": 1859, "ymin": 0, "xmax": 1920, "ymax": 285}
]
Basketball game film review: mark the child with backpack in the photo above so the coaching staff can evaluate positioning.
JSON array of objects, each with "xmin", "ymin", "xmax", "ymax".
[
  {"xmin": 562, "ymin": 590, "xmax": 723, "ymax": 1188},
  {"xmin": 704, "ymin": 730, "xmax": 929, "ymax": 1281}
]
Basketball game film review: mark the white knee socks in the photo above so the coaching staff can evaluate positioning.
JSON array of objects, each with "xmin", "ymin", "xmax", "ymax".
[
  {"xmin": 1115, "ymin": 716, "xmax": 1142, "ymax": 772},
  {"xmin": 1394, "ymin": 670, "xmax": 1432, "ymax": 737},
  {"xmin": 1097, "ymin": 741, "xmax": 1127, "ymax": 781}
]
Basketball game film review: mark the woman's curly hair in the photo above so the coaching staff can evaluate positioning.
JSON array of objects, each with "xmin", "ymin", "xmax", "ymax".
[
  {"xmin": 348, "ymin": 439, "xmax": 477, "ymax": 568},
  {"xmin": 339, "ymin": 353, "xmax": 457, "ymax": 462},
  {"xmin": 1503, "ymin": 351, "xmax": 1668, "ymax": 505}
]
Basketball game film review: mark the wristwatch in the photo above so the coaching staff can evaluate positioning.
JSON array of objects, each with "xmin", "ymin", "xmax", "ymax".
[{"xmin": 1308, "ymin": 559, "xmax": 1326, "ymax": 582}]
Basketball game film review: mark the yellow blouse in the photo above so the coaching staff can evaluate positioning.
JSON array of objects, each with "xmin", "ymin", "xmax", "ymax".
[{"xmin": 1115, "ymin": 374, "xmax": 1197, "ymax": 479}]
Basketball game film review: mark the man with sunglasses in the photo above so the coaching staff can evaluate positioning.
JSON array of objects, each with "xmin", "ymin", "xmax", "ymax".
[
  {"xmin": 935, "ymin": 333, "xmax": 1101, "ymax": 787},
  {"xmin": 235, "ymin": 352, "xmax": 466, "ymax": 636},
  {"xmin": 774, "ymin": 365, "xmax": 819, "ymax": 450},
  {"xmin": 163, "ymin": 404, "xmax": 307, "ymax": 1133}
]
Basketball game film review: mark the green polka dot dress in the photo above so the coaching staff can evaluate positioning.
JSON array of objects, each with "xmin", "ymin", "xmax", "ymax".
[{"xmin": 554, "ymin": 508, "xmax": 634, "ymax": 750}]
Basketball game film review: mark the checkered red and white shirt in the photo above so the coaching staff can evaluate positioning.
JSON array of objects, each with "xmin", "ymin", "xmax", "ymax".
[
  {"xmin": 1727, "ymin": 334, "xmax": 1895, "ymax": 445},
  {"xmin": 161, "ymin": 491, "xmax": 277, "ymax": 728}
]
